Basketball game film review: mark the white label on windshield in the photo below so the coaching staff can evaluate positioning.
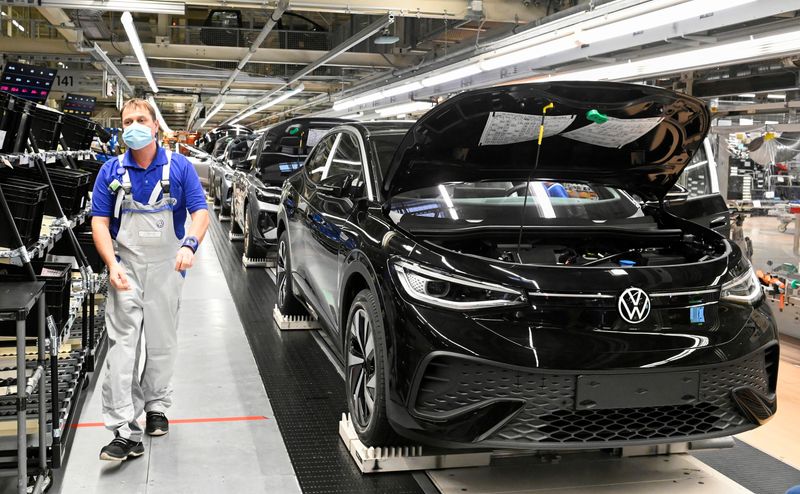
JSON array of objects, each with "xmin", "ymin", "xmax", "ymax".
[
  {"xmin": 479, "ymin": 112, "xmax": 576, "ymax": 146},
  {"xmin": 561, "ymin": 116, "xmax": 663, "ymax": 149},
  {"xmin": 306, "ymin": 128, "xmax": 328, "ymax": 148}
]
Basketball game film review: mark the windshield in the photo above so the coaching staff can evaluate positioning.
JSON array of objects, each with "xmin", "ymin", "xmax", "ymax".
[
  {"xmin": 257, "ymin": 152, "xmax": 305, "ymax": 185},
  {"xmin": 389, "ymin": 181, "xmax": 647, "ymax": 228}
]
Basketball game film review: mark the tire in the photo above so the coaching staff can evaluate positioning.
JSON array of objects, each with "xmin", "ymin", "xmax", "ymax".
[
  {"xmin": 230, "ymin": 199, "xmax": 242, "ymax": 234},
  {"xmin": 345, "ymin": 289, "xmax": 396, "ymax": 446},
  {"xmin": 276, "ymin": 231, "xmax": 304, "ymax": 315},
  {"xmin": 243, "ymin": 206, "xmax": 265, "ymax": 259}
]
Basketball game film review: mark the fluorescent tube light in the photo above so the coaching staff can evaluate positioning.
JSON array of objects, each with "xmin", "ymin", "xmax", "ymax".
[
  {"xmin": 537, "ymin": 29, "xmax": 800, "ymax": 84},
  {"xmin": 575, "ymin": 0, "xmax": 756, "ymax": 45},
  {"xmin": 382, "ymin": 81, "xmax": 423, "ymax": 98},
  {"xmin": 121, "ymin": 11, "xmax": 158, "ymax": 93},
  {"xmin": 231, "ymin": 84, "xmax": 305, "ymax": 124},
  {"xmin": 147, "ymin": 96, "xmax": 172, "ymax": 133},
  {"xmin": 737, "ymin": 93, "xmax": 756, "ymax": 98},
  {"xmin": 420, "ymin": 65, "xmax": 482, "ymax": 88},
  {"xmin": 200, "ymin": 102, "xmax": 225, "ymax": 128},
  {"xmin": 766, "ymin": 94, "xmax": 786, "ymax": 100},
  {"xmin": 375, "ymin": 101, "xmax": 434, "ymax": 117},
  {"xmin": 11, "ymin": 19, "xmax": 25, "ymax": 32},
  {"xmin": 42, "ymin": 0, "xmax": 184, "ymax": 15}
]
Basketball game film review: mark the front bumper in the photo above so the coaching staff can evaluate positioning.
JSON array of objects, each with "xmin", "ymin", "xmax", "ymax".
[
  {"xmin": 383, "ymin": 283, "xmax": 779, "ymax": 449},
  {"xmin": 389, "ymin": 345, "xmax": 777, "ymax": 450}
]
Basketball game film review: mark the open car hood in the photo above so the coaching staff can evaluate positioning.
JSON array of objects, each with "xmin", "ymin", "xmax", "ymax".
[{"xmin": 382, "ymin": 82, "xmax": 710, "ymax": 200}]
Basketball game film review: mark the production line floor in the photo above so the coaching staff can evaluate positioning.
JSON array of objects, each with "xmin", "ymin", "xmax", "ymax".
[{"xmin": 27, "ymin": 213, "xmax": 800, "ymax": 493}]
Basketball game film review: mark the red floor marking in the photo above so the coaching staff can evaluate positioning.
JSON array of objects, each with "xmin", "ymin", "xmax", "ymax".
[{"xmin": 71, "ymin": 416, "xmax": 269, "ymax": 428}]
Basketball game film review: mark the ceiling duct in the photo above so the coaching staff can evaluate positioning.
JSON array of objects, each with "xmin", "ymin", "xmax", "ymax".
[{"xmin": 67, "ymin": 9, "xmax": 112, "ymax": 40}]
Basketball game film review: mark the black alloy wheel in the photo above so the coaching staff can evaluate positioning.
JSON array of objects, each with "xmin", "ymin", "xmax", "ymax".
[
  {"xmin": 276, "ymin": 231, "xmax": 303, "ymax": 315},
  {"xmin": 346, "ymin": 289, "xmax": 395, "ymax": 445}
]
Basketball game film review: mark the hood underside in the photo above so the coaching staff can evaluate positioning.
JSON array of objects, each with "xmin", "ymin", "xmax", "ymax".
[{"xmin": 383, "ymin": 81, "xmax": 710, "ymax": 200}]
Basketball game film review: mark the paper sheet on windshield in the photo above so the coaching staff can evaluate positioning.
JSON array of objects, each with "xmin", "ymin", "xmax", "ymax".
[
  {"xmin": 561, "ymin": 116, "xmax": 663, "ymax": 148},
  {"xmin": 306, "ymin": 128, "xmax": 328, "ymax": 148},
  {"xmin": 479, "ymin": 112, "xmax": 576, "ymax": 146}
]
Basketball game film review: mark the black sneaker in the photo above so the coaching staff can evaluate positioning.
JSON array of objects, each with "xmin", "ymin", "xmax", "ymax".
[
  {"xmin": 99, "ymin": 437, "xmax": 144, "ymax": 461},
  {"xmin": 145, "ymin": 411, "xmax": 169, "ymax": 436}
]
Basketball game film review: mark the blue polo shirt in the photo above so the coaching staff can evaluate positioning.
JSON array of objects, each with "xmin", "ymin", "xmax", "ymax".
[{"xmin": 91, "ymin": 147, "xmax": 208, "ymax": 239}]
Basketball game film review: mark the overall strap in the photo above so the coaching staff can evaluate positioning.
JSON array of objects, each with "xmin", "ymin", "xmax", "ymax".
[
  {"xmin": 113, "ymin": 157, "xmax": 131, "ymax": 219},
  {"xmin": 147, "ymin": 150, "xmax": 173, "ymax": 205}
]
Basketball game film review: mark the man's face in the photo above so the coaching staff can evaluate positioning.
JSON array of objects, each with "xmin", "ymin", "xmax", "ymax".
[{"xmin": 121, "ymin": 106, "xmax": 158, "ymax": 137}]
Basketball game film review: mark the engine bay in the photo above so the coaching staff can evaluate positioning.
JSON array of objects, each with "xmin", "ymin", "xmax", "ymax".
[{"xmin": 426, "ymin": 231, "xmax": 723, "ymax": 268}]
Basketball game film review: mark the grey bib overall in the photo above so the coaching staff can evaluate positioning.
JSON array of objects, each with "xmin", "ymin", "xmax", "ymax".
[{"xmin": 102, "ymin": 150, "xmax": 184, "ymax": 441}]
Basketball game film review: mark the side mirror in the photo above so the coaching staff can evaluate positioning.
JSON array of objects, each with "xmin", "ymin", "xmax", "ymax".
[{"xmin": 665, "ymin": 184, "xmax": 689, "ymax": 206}]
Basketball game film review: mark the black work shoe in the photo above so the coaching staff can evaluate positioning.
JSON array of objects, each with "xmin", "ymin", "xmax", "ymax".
[
  {"xmin": 99, "ymin": 437, "xmax": 144, "ymax": 461},
  {"xmin": 145, "ymin": 411, "xmax": 169, "ymax": 436}
]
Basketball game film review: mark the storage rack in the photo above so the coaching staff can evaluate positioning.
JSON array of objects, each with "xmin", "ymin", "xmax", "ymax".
[{"xmin": 0, "ymin": 103, "xmax": 107, "ymax": 489}]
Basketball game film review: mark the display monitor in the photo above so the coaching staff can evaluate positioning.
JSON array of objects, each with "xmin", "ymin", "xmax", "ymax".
[
  {"xmin": 62, "ymin": 93, "xmax": 96, "ymax": 117},
  {"xmin": 0, "ymin": 62, "xmax": 57, "ymax": 102}
]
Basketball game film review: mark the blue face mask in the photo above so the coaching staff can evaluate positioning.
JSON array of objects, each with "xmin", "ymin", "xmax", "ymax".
[{"xmin": 122, "ymin": 122, "xmax": 155, "ymax": 150}]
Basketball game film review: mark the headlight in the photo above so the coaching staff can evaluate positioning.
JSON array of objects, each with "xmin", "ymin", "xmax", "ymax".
[
  {"xmin": 721, "ymin": 264, "xmax": 762, "ymax": 304},
  {"xmin": 393, "ymin": 260, "xmax": 525, "ymax": 310}
]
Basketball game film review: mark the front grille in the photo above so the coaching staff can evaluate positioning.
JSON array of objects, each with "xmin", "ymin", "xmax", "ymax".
[{"xmin": 414, "ymin": 352, "xmax": 770, "ymax": 445}]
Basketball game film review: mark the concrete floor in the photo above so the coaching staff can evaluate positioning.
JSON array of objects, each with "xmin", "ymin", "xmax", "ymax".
[{"xmin": 46, "ymin": 236, "xmax": 300, "ymax": 494}]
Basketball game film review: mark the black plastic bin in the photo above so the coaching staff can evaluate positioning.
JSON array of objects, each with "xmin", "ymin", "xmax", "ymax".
[
  {"xmin": 51, "ymin": 229, "xmax": 104, "ymax": 273},
  {"xmin": 0, "ymin": 177, "xmax": 49, "ymax": 250},
  {"xmin": 0, "ymin": 92, "xmax": 34, "ymax": 154},
  {"xmin": 0, "ymin": 261, "xmax": 72, "ymax": 337},
  {"xmin": 61, "ymin": 114, "xmax": 97, "ymax": 151},
  {"xmin": 77, "ymin": 159, "xmax": 104, "ymax": 184},
  {"xmin": 12, "ymin": 166, "xmax": 92, "ymax": 216},
  {"xmin": 28, "ymin": 105, "xmax": 63, "ymax": 151}
]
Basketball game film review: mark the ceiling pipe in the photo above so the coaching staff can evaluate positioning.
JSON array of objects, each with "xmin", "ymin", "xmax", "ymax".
[
  {"xmin": 222, "ymin": 13, "xmax": 394, "ymax": 125},
  {"xmin": 89, "ymin": 42, "xmax": 135, "ymax": 95},
  {"xmin": 205, "ymin": 0, "xmax": 290, "ymax": 125}
]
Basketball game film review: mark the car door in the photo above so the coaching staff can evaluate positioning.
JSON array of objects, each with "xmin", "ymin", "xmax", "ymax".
[
  {"xmin": 234, "ymin": 135, "xmax": 263, "ymax": 227},
  {"xmin": 667, "ymin": 137, "xmax": 731, "ymax": 237},
  {"xmin": 286, "ymin": 132, "xmax": 338, "ymax": 305},
  {"xmin": 303, "ymin": 130, "xmax": 365, "ymax": 332}
]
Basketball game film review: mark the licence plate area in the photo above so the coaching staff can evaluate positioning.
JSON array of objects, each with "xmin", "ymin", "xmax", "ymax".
[{"xmin": 576, "ymin": 371, "xmax": 699, "ymax": 410}]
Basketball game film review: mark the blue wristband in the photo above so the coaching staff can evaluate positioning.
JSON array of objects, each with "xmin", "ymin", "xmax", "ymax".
[{"xmin": 182, "ymin": 236, "xmax": 199, "ymax": 253}]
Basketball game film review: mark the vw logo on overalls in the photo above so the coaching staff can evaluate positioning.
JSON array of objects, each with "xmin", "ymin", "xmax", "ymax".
[
  {"xmin": 618, "ymin": 287, "xmax": 651, "ymax": 324},
  {"xmin": 156, "ymin": 219, "xmax": 165, "ymax": 229}
]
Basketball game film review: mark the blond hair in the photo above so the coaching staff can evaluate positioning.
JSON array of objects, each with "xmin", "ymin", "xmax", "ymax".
[{"xmin": 120, "ymin": 98, "xmax": 156, "ymax": 121}]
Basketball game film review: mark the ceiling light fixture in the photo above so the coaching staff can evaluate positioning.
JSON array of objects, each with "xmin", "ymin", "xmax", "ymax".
[
  {"xmin": 375, "ymin": 101, "xmax": 434, "ymax": 117},
  {"xmin": 330, "ymin": 0, "xmax": 759, "ymax": 113},
  {"xmin": 374, "ymin": 27, "xmax": 399, "ymax": 45},
  {"xmin": 41, "ymin": 0, "xmax": 184, "ymax": 15},
  {"xmin": 536, "ymin": 28, "xmax": 800, "ymax": 84},
  {"xmin": 121, "ymin": 11, "xmax": 158, "ymax": 93},
  {"xmin": 766, "ymin": 94, "xmax": 786, "ymax": 100},
  {"xmin": 737, "ymin": 93, "xmax": 756, "ymax": 98},
  {"xmin": 146, "ymin": 96, "xmax": 172, "ymax": 133},
  {"xmin": 199, "ymin": 102, "xmax": 226, "ymax": 128},
  {"xmin": 231, "ymin": 84, "xmax": 305, "ymax": 124}
]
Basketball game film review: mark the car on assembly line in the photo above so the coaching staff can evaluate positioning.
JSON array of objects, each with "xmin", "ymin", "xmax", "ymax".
[
  {"xmin": 275, "ymin": 82, "xmax": 779, "ymax": 450},
  {"xmin": 202, "ymin": 124, "xmax": 253, "ymax": 208},
  {"xmin": 210, "ymin": 133, "xmax": 259, "ymax": 218},
  {"xmin": 230, "ymin": 117, "xmax": 352, "ymax": 258}
]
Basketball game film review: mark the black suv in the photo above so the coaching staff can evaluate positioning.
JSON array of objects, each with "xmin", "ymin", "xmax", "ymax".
[
  {"xmin": 230, "ymin": 118, "xmax": 350, "ymax": 258},
  {"xmin": 276, "ymin": 82, "xmax": 778, "ymax": 450}
]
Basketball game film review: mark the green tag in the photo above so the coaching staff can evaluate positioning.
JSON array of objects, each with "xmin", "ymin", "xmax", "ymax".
[
  {"xmin": 109, "ymin": 179, "xmax": 122, "ymax": 192},
  {"xmin": 586, "ymin": 109, "xmax": 609, "ymax": 124},
  {"xmin": 289, "ymin": 127, "xmax": 300, "ymax": 135}
]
